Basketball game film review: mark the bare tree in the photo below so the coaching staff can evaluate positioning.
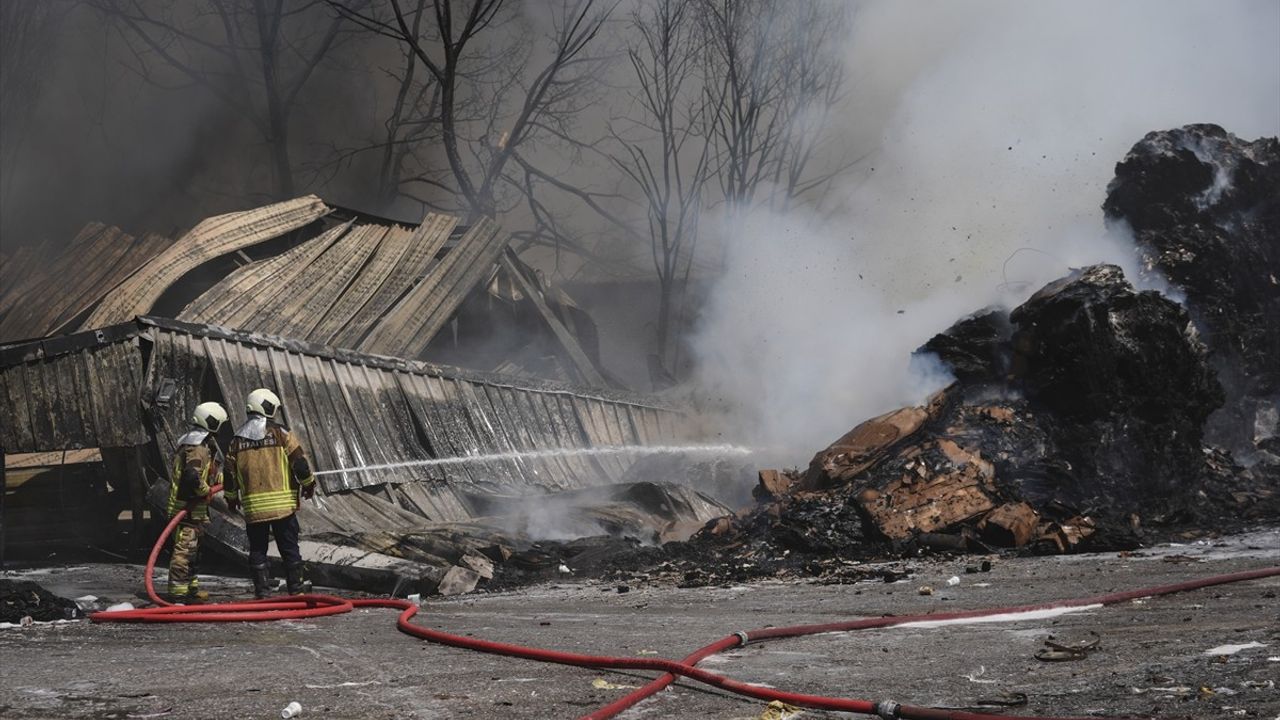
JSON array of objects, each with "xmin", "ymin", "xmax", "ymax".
[
  {"xmin": 90, "ymin": 0, "xmax": 363, "ymax": 199},
  {"xmin": 609, "ymin": 0, "xmax": 714, "ymax": 375},
  {"xmin": 699, "ymin": 0, "xmax": 852, "ymax": 212},
  {"xmin": 332, "ymin": 0, "xmax": 613, "ymax": 222}
]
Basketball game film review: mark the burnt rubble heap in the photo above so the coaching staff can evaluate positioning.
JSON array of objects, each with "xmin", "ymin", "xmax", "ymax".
[
  {"xmin": 1104, "ymin": 124, "xmax": 1280, "ymax": 462},
  {"xmin": 0, "ymin": 580, "xmax": 84, "ymax": 623},
  {"xmin": 691, "ymin": 264, "xmax": 1259, "ymax": 569},
  {"xmin": 665, "ymin": 126, "xmax": 1280, "ymax": 579}
]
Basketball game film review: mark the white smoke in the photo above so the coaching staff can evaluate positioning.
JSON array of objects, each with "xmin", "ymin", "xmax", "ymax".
[{"xmin": 692, "ymin": 0, "xmax": 1280, "ymax": 465}]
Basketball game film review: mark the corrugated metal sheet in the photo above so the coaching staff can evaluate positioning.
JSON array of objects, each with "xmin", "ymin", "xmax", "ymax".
[
  {"xmin": 0, "ymin": 223, "xmax": 171, "ymax": 341},
  {"xmin": 136, "ymin": 318, "xmax": 680, "ymax": 512},
  {"xmin": 361, "ymin": 217, "xmax": 504, "ymax": 357},
  {"xmin": 3, "ymin": 196, "xmax": 610, "ymax": 391},
  {"xmin": 84, "ymin": 196, "xmax": 330, "ymax": 328},
  {"xmin": 177, "ymin": 220, "xmax": 350, "ymax": 324},
  {"xmin": 2, "ymin": 315, "xmax": 690, "ymax": 546},
  {"xmin": 327, "ymin": 214, "xmax": 458, "ymax": 349},
  {"xmin": 0, "ymin": 324, "xmax": 148, "ymax": 452},
  {"xmin": 173, "ymin": 211, "xmax": 486, "ymax": 359}
]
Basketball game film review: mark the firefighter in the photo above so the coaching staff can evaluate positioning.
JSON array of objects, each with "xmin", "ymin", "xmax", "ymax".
[
  {"xmin": 224, "ymin": 388, "xmax": 316, "ymax": 599},
  {"xmin": 166, "ymin": 401, "xmax": 228, "ymax": 602}
]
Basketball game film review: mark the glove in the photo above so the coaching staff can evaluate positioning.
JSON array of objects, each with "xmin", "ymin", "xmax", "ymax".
[
  {"xmin": 301, "ymin": 484, "xmax": 316, "ymax": 500},
  {"xmin": 226, "ymin": 497, "xmax": 240, "ymax": 513}
]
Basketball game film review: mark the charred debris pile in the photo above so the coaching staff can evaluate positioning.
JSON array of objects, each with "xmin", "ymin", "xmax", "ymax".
[
  {"xmin": 0, "ymin": 580, "xmax": 84, "ymax": 624},
  {"xmin": 590, "ymin": 125, "xmax": 1280, "ymax": 587},
  {"xmin": 1104, "ymin": 123, "xmax": 1280, "ymax": 460}
]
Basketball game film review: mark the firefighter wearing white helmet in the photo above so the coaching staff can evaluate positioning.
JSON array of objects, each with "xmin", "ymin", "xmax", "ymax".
[
  {"xmin": 165, "ymin": 401, "xmax": 228, "ymax": 602},
  {"xmin": 225, "ymin": 388, "xmax": 316, "ymax": 598}
]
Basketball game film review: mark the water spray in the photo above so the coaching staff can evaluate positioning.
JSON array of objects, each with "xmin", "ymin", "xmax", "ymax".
[{"xmin": 311, "ymin": 443, "xmax": 756, "ymax": 477}]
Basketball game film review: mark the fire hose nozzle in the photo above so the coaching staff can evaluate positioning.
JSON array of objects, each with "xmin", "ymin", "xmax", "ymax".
[{"xmin": 874, "ymin": 700, "xmax": 900, "ymax": 719}]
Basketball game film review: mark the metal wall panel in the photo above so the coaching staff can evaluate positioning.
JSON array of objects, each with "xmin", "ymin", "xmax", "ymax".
[
  {"xmin": 4, "ymin": 317, "xmax": 684, "ymax": 516},
  {"xmin": 0, "ymin": 336, "xmax": 146, "ymax": 452}
]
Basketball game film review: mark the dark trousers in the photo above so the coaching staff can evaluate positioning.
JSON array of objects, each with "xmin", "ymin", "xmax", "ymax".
[{"xmin": 247, "ymin": 513, "xmax": 302, "ymax": 568}]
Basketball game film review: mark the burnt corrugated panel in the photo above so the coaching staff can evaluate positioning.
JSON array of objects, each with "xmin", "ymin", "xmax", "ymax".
[
  {"xmin": 444, "ymin": 380, "xmax": 512, "ymax": 491},
  {"xmin": 194, "ymin": 335, "xmax": 415, "ymax": 493},
  {"xmin": 483, "ymin": 385, "xmax": 554, "ymax": 487},
  {"xmin": 360, "ymin": 218, "xmax": 502, "ymax": 358},
  {"xmin": 0, "ymin": 224, "xmax": 120, "ymax": 337},
  {"xmin": 334, "ymin": 214, "xmax": 458, "ymax": 350},
  {"xmin": 0, "ymin": 334, "xmax": 146, "ymax": 452},
  {"xmin": 0, "ymin": 224, "xmax": 105, "ymax": 324},
  {"xmin": 137, "ymin": 317, "xmax": 683, "ymax": 494},
  {"xmin": 570, "ymin": 396, "xmax": 628, "ymax": 480},
  {"xmin": 546, "ymin": 392, "xmax": 609, "ymax": 485},
  {"xmin": 178, "ymin": 220, "xmax": 350, "ymax": 324},
  {"xmin": 0, "ymin": 362, "xmax": 37, "ymax": 450},
  {"xmin": 386, "ymin": 482, "xmax": 473, "ymax": 523},
  {"xmin": 298, "ymin": 482, "xmax": 437, "ymax": 533},
  {"xmin": 396, "ymin": 373, "xmax": 481, "ymax": 489},
  {"xmin": 145, "ymin": 329, "xmax": 218, "ymax": 455},
  {"xmin": 228, "ymin": 222, "xmax": 355, "ymax": 333},
  {"xmin": 0, "ymin": 225, "xmax": 172, "ymax": 342},
  {"xmin": 85, "ymin": 196, "xmax": 330, "ymax": 328},
  {"xmin": 0, "ymin": 245, "xmax": 39, "ymax": 317},
  {"xmin": 49, "ymin": 231, "xmax": 173, "ymax": 335},
  {"xmin": 254, "ymin": 225, "xmax": 385, "ymax": 338},
  {"xmin": 297, "ymin": 353, "xmax": 407, "ymax": 491},
  {"xmin": 473, "ymin": 383, "xmax": 539, "ymax": 485},
  {"xmin": 309, "ymin": 225, "xmax": 413, "ymax": 346},
  {"xmin": 511, "ymin": 389, "xmax": 582, "ymax": 490}
]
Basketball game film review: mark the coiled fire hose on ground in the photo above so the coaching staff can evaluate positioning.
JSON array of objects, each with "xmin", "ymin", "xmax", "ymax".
[{"xmin": 91, "ymin": 485, "xmax": 1280, "ymax": 720}]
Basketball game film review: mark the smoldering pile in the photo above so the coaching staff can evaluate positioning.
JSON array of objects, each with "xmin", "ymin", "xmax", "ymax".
[
  {"xmin": 0, "ymin": 580, "xmax": 84, "ymax": 624},
  {"xmin": 1104, "ymin": 123, "xmax": 1280, "ymax": 461},
  {"xmin": 622, "ymin": 125, "xmax": 1280, "ymax": 585}
]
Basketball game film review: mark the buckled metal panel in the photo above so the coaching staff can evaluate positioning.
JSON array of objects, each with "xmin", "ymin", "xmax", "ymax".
[
  {"xmin": 85, "ymin": 196, "xmax": 330, "ymax": 328},
  {"xmin": 0, "ymin": 333, "xmax": 146, "ymax": 452},
  {"xmin": 171, "ymin": 327, "xmax": 682, "ymax": 496}
]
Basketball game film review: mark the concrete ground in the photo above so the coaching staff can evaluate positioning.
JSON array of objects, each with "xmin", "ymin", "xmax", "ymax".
[{"xmin": 1, "ymin": 528, "xmax": 1278, "ymax": 720}]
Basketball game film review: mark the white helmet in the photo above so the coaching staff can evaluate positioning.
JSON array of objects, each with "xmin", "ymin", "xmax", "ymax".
[
  {"xmin": 246, "ymin": 388, "xmax": 282, "ymax": 418},
  {"xmin": 192, "ymin": 401, "xmax": 228, "ymax": 432}
]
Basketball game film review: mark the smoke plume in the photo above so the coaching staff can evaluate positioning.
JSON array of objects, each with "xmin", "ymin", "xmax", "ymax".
[{"xmin": 692, "ymin": 0, "xmax": 1280, "ymax": 464}]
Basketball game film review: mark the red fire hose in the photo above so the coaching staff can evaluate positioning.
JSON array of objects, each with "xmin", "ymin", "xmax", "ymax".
[{"xmin": 91, "ymin": 486, "xmax": 1280, "ymax": 720}]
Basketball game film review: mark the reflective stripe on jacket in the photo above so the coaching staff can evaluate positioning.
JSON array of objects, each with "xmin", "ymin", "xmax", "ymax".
[
  {"xmin": 225, "ymin": 423, "xmax": 314, "ymax": 524},
  {"xmin": 168, "ymin": 439, "xmax": 220, "ymax": 520}
]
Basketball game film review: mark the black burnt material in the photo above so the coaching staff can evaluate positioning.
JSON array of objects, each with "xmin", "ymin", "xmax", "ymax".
[
  {"xmin": 0, "ymin": 580, "xmax": 83, "ymax": 623},
  {"xmin": 671, "ymin": 262, "xmax": 1271, "ymax": 583},
  {"xmin": 918, "ymin": 308, "xmax": 1012, "ymax": 383},
  {"xmin": 1104, "ymin": 123, "xmax": 1280, "ymax": 456},
  {"xmin": 1009, "ymin": 264, "xmax": 1223, "ymax": 506}
]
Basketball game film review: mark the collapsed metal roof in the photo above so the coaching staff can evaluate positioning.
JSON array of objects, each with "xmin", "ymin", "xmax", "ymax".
[
  {"xmin": 0, "ymin": 223, "xmax": 171, "ymax": 341},
  {"xmin": 0, "ymin": 195, "xmax": 607, "ymax": 385}
]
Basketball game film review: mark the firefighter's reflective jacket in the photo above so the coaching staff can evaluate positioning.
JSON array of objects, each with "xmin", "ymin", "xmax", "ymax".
[
  {"xmin": 225, "ymin": 416, "xmax": 314, "ymax": 524},
  {"xmin": 167, "ymin": 429, "xmax": 223, "ymax": 521}
]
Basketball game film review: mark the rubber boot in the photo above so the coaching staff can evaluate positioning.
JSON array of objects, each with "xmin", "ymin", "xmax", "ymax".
[
  {"xmin": 251, "ymin": 564, "xmax": 272, "ymax": 599},
  {"xmin": 187, "ymin": 576, "xmax": 210, "ymax": 602},
  {"xmin": 166, "ymin": 586, "xmax": 208, "ymax": 604},
  {"xmin": 285, "ymin": 563, "xmax": 311, "ymax": 595}
]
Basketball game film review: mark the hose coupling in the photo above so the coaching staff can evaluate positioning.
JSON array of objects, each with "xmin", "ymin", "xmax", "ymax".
[
  {"xmin": 732, "ymin": 631, "xmax": 750, "ymax": 647},
  {"xmin": 874, "ymin": 700, "xmax": 901, "ymax": 719}
]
